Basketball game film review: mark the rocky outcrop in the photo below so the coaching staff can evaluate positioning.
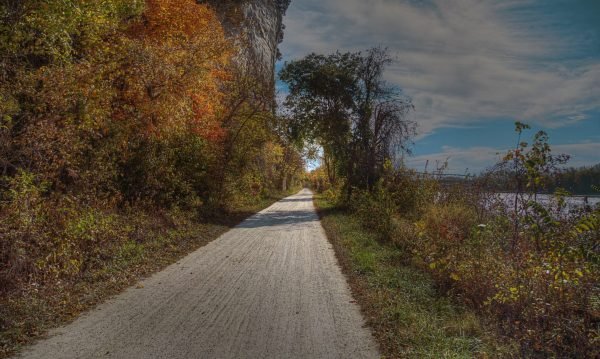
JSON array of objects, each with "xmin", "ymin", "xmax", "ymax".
[
  {"xmin": 241, "ymin": 0, "xmax": 287, "ymax": 78},
  {"xmin": 201, "ymin": 0, "xmax": 290, "ymax": 85}
]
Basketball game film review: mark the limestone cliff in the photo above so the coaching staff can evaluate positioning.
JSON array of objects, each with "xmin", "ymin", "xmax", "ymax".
[{"xmin": 201, "ymin": 0, "xmax": 290, "ymax": 85}]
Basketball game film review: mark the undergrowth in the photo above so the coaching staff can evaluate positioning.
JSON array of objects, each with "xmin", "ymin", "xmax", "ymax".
[
  {"xmin": 311, "ymin": 124, "xmax": 599, "ymax": 357},
  {"xmin": 0, "ymin": 187, "xmax": 299, "ymax": 358},
  {"xmin": 315, "ymin": 196, "xmax": 516, "ymax": 358}
]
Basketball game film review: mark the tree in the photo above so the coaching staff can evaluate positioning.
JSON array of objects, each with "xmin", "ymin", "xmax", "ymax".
[
  {"xmin": 351, "ymin": 47, "xmax": 415, "ymax": 191},
  {"xmin": 280, "ymin": 51, "xmax": 359, "ymax": 185},
  {"xmin": 279, "ymin": 47, "xmax": 415, "ymax": 193}
]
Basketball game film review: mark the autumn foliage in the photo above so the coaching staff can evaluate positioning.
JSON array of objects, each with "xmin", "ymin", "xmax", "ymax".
[
  {"xmin": 317, "ymin": 127, "xmax": 599, "ymax": 357},
  {"xmin": 0, "ymin": 0, "xmax": 303, "ymax": 354},
  {"xmin": 124, "ymin": 0, "xmax": 231, "ymax": 140}
]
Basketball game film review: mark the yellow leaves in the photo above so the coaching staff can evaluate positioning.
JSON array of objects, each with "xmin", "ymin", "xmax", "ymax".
[
  {"xmin": 415, "ymin": 220, "xmax": 426, "ymax": 238},
  {"xmin": 265, "ymin": 142, "xmax": 285, "ymax": 159},
  {"xmin": 119, "ymin": 0, "xmax": 232, "ymax": 140},
  {"xmin": 555, "ymin": 271, "xmax": 569, "ymax": 281},
  {"xmin": 132, "ymin": 0, "xmax": 226, "ymax": 46}
]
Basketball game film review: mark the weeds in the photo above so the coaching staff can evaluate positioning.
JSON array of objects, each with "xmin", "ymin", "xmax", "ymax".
[
  {"xmin": 315, "ymin": 197, "xmax": 514, "ymax": 358},
  {"xmin": 316, "ymin": 123, "xmax": 599, "ymax": 357}
]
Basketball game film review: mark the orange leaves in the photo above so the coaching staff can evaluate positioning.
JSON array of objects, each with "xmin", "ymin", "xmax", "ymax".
[
  {"xmin": 119, "ymin": 0, "xmax": 232, "ymax": 140},
  {"xmin": 190, "ymin": 65, "xmax": 232, "ymax": 143},
  {"xmin": 192, "ymin": 92, "xmax": 226, "ymax": 143},
  {"xmin": 130, "ymin": 0, "xmax": 225, "ymax": 46}
]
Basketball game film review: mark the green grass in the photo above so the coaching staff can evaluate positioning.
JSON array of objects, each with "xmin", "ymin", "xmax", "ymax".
[{"xmin": 315, "ymin": 196, "xmax": 514, "ymax": 358}]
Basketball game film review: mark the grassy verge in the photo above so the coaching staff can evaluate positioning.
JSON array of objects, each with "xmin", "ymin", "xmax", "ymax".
[
  {"xmin": 0, "ymin": 188, "xmax": 299, "ymax": 358},
  {"xmin": 314, "ymin": 195, "xmax": 515, "ymax": 358}
]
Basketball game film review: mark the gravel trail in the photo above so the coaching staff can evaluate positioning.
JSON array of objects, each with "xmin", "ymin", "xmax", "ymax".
[{"xmin": 19, "ymin": 189, "xmax": 379, "ymax": 359}]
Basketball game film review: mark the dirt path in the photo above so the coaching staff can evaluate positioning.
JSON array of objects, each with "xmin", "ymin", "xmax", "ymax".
[{"xmin": 18, "ymin": 189, "xmax": 379, "ymax": 359}]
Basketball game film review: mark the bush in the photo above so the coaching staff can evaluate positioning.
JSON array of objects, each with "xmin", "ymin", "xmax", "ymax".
[
  {"xmin": 0, "ymin": 171, "xmax": 50, "ymax": 293},
  {"xmin": 382, "ymin": 168, "xmax": 438, "ymax": 219},
  {"xmin": 351, "ymin": 186, "xmax": 397, "ymax": 241},
  {"xmin": 337, "ymin": 160, "xmax": 599, "ymax": 357}
]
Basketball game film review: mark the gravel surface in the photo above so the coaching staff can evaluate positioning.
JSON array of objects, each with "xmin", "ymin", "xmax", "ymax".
[{"xmin": 18, "ymin": 189, "xmax": 379, "ymax": 359}]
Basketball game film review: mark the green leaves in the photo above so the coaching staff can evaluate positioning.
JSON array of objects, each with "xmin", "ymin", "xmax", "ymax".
[
  {"xmin": 280, "ymin": 47, "xmax": 415, "ymax": 191},
  {"xmin": 0, "ymin": 0, "xmax": 138, "ymax": 67}
]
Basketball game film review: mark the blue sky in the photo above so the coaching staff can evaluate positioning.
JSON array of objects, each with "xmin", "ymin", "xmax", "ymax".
[{"xmin": 276, "ymin": 0, "xmax": 600, "ymax": 173}]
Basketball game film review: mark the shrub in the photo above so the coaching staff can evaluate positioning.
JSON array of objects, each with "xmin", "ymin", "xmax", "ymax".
[
  {"xmin": 352, "ymin": 186, "xmax": 397, "ymax": 241},
  {"xmin": 382, "ymin": 168, "xmax": 438, "ymax": 219},
  {"xmin": 405, "ymin": 187, "xmax": 598, "ymax": 356},
  {"xmin": 0, "ymin": 171, "xmax": 50, "ymax": 291},
  {"xmin": 339, "ymin": 151, "xmax": 598, "ymax": 356}
]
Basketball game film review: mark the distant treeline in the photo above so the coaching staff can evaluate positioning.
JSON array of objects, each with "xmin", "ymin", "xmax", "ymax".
[
  {"xmin": 549, "ymin": 164, "xmax": 600, "ymax": 195},
  {"xmin": 480, "ymin": 163, "xmax": 600, "ymax": 195}
]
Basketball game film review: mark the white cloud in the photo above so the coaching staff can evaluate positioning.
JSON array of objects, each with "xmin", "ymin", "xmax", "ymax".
[
  {"xmin": 404, "ymin": 142, "xmax": 600, "ymax": 173},
  {"xmin": 280, "ymin": 0, "xmax": 600, "ymax": 136}
]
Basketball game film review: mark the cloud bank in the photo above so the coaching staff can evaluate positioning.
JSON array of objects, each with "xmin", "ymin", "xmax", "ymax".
[{"xmin": 280, "ymin": 0, "xmax": 600, "ymax": 136}]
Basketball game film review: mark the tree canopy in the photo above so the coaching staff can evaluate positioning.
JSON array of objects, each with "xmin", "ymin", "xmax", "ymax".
[{"xmin": 280, "ymin": 47, "xmax": 415, "ymax": 192}]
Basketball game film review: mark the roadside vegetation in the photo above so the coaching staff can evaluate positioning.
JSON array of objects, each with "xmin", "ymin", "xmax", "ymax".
[
  {"xmin": 311, "ymin": 151, "xmax": 599, "ymax": 357},
  {"xmin": 0, "ymin": 1, "xmax": 299, "ymax": 357},
  {"xmin": 2, "ymin": 1, "xmax": 597, "ymax": 357},
  {"xmin": 282, "ymin": 47, "xmax": 599, "ymax": 357},
  {"xmin": 0, "ymin": 189, "xmax": 297, "ymax": 358},
  {"xmin": 315, "ymin": 196, "xmax": 515, "ymax": 358}
]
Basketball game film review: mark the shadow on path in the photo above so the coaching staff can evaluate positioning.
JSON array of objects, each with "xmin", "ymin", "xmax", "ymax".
[{"xmin": 237, "ymin": 209, "xmax": 318, "ymax": 229}]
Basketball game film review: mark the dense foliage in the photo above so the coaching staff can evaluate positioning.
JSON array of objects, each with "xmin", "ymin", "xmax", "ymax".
[
  {"xmin": 0, "ymin": 1, "xmax": 303, "ymax": 353},
  {"xmin": 312, "ymin": 124, "xmax": 599, "ymax": 357},
  {"xmin": 280, "ymin": 48, "xmax": 415, "ymax": 195}
]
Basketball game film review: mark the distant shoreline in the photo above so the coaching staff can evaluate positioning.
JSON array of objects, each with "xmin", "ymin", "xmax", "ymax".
[{"xmin": 494, "ymin": 192, "xmax": 600, "ymax": 198}]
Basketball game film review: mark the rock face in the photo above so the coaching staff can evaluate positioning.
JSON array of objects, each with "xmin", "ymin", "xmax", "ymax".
[
  {"xmin": 241, "ymin": 0, "xmax": 286, "ymax": 80},
  {"xmin": 203, "ymin": 0, "xmax": 290, "ymax": 85}
]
